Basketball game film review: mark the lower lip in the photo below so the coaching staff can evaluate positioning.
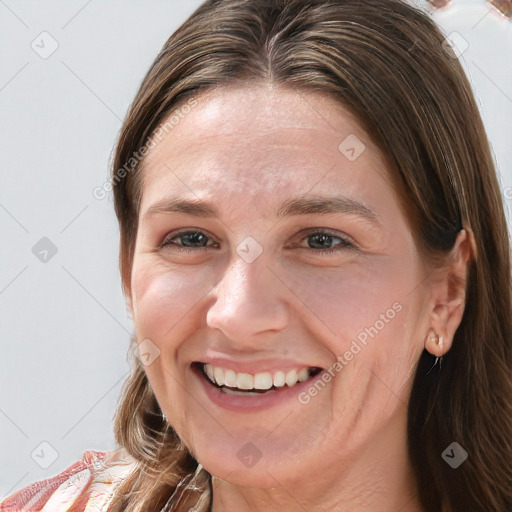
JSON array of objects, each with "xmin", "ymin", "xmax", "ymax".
[{"xmin": 192, "ymin": 365, "xmax": 323, "ymax": 412}]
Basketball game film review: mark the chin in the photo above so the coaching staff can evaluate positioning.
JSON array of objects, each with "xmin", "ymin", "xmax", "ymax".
[{"xmin": 186, "ymin": 431, "xmax": 312, "ymax": 490}]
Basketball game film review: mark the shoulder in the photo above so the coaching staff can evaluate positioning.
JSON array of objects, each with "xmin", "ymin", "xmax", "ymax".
[{"xmin": 0, "ymin": 448, "xmax": 137, "ymax": 512}]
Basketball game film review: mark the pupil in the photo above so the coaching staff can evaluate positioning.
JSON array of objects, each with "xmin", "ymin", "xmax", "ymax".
[
  {"xmin": 310, "ymin": 234, "xmax": 332, "ymax": 249},
  {"xmin": 184, "ymin": 232, "xmax": 207, "ymax": 247}
]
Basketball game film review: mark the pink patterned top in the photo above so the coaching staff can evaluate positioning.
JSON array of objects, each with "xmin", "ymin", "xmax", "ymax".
[{"xmin": 0, "ymin": 448, "xmax": 212, "ymax": 512}]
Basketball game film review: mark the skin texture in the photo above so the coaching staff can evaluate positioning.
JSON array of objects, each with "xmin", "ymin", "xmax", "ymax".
[{"xmin": 125, "ymin": 84, "xmax": 472, "ymax": 512}]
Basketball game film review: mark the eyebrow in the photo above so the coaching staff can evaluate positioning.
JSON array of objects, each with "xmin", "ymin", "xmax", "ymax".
[{"xmin": 143, "ymin": 195, "xmax": 380, "ymax": 225}]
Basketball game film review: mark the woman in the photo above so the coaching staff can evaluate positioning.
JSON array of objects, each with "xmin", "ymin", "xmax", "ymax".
[{"xmin": 2, "ymin": 0, "xmax": 510, "ymax": 511}]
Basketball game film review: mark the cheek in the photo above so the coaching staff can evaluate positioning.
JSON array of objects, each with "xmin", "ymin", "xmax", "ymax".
[
  {"xmin": 274, "ymin": 253, "xmax": 425, "ymax": 389},
  {"xmin": 130, "ymin": 262, "xmax": 209, "ymax": 342},
  {"xmin": 130, "ymin": 263, "xmax": 210, "ymax": 426},
  {"xmin": 276, "ymin": 256, "xmax": 412, "ymax": 339}
]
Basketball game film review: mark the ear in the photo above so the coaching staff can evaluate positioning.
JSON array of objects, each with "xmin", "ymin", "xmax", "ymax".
[
  {"xmin": 125, "ymin": 292, "xmax": 134, "ymax": 320},
  {"xmin": 121, "ymin": 261, "xmax": 134, "ymax": 319},
  {"xmin": 424, "ymin": 227, "xmax": 475, "ymax": 357}
]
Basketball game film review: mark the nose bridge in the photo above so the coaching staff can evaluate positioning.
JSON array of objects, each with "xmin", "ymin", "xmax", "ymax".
[{"xmin": 205, "ymin": 254, "xmax": 288, "ymax": 339}]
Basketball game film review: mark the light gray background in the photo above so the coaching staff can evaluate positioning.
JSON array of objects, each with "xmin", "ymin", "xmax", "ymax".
[{"xmin": 1, "ymin": 0, "xmax": 511, "ymax": 497}]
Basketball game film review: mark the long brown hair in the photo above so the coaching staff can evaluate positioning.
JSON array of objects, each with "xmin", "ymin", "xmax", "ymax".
[{"xmin": 108, "ymin": 1, "xmax": 512, "ymax": 510}]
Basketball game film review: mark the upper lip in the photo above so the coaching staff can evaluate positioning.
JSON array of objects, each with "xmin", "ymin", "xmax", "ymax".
[{"xmin": 193, "ymin": 356, "xmax": 323, "ymax": 374}]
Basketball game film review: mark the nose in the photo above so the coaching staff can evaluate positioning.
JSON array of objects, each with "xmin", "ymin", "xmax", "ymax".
[{"xmin": 205, "ymin": 257, "xmax": 289, "ymax": 346}]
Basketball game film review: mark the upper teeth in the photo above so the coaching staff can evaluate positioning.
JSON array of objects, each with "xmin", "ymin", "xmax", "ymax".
[{"xmin": 203, "ymin": 364, "xmax": 311, "ymax": 390}]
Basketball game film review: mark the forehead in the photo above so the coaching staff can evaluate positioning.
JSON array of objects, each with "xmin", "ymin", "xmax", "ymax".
[{"xmin": 139, "ymin": 85, "xmax": 392, "ymax": 215}]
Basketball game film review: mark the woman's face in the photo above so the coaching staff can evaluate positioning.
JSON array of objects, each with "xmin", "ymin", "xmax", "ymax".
[{"xmin": 128, "ymin": 85, "xmax": 431, "ymax": 490}]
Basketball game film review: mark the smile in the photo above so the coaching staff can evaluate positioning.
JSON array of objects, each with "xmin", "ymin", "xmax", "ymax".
[{"xmin": 194, "ymin": 362, "xmax": 322, "ymax": 395}]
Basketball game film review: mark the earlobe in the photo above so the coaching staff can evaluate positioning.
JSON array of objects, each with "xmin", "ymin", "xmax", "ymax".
[
  {"xmin": 121, "ymin": 275, "xmax": 134, "ymax": 319},
  {"xmin": 125, "ymin": 295, "xmax": 134, "ymax": 320},
  {"xmin": 121, "ymin": 268, "xmax": 134, "ymax": 316},
  {"xmin": 424, "ymin": 328, "xmax": 445, "ymax": 357}
]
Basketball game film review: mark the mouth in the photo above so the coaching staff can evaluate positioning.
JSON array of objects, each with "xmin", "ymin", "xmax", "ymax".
[{"xmin": 192, "ymin": 362, "xmax": 323, "ymax": 396}]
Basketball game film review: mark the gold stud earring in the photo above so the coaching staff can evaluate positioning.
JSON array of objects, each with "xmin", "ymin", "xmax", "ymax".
[{"xmin": 428, "ymin": 329, "xmax": 438, "ymax": 345}]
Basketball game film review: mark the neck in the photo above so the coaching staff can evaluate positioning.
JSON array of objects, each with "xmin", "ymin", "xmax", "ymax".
[{"xmin": 210, "ymin": 407, "xmax": 424, "ymax": 512}]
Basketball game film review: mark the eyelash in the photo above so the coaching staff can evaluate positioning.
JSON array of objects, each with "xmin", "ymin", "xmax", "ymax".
[{"xmin": 158, "ymin": 228, "xmax": 356, "ymax": 256}]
